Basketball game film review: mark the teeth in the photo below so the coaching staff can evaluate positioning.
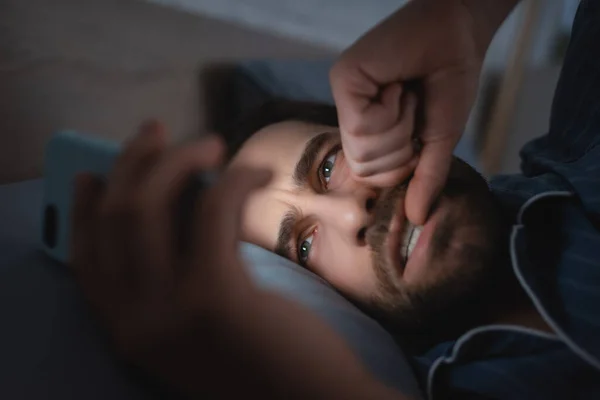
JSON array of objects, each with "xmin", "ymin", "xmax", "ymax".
[
  {"xmin": 400, "ymin": 223, "xmax": 423, "ymax": 264},
  {"xmin": 407, "ymin": 226, "xmax": 422, "ymax": 258}
]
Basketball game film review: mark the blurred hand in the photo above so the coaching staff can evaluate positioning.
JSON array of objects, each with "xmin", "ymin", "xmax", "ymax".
[
  {"xmin": 69, "ymin": 121, "xmax": 271, "ymax": 396},
  {"xmin": 330, "ymin": 0, "xmax": 507, "ymax": 224},
  {"xmin": 70, "ymin": 121, "xmax": 416, "ymax": 399}
]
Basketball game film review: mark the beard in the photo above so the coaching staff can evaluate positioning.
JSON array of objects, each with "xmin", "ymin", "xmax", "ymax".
[{"xmin": 359, "ymin": 174, "xmax": 514, "ymax": 351}]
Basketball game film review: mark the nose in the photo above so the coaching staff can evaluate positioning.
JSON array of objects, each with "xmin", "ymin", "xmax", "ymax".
[{"xmin": 312, "ymin": 188, "xmax": 377, "ymax": 245}]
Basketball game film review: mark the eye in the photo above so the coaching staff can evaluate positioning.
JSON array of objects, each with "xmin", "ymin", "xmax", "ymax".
[
  {"xmin": 320, "ymin": 151, "xmax": 337, "ymax": 186},
  {"xmin": 297, "ymin": 233, "xmax": 314, "ymax": 265}
]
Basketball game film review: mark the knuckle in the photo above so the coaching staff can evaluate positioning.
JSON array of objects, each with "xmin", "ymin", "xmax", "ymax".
[
  {"xmin": 393, "ymin": 147, "xmax": 415, "ymax": 164},
  {"xmin": 344, "ymin": 119, "xmax": 369, "ymax": 138},
  {"xmin": 328, "ymin": 63, "xmax": 340, "ymax": 85},
  {"xmin": 395, "ymin": 121, "xmax": 415, "ymax": 138},
  {"xmin": 329, "ymin": 59, "xmax": 350, "ymax": 84},
  {"xmin": 350, "ymin": 143, "xmax": 377, "ymax": 163},
  {"xmin": 351, "ymin": 163, "xmax": 372, "ymax": 178},
  {"xmin": 353, "ymin": 150, "xmax": 372, "ymax": 163},
  {"xmin": 390, "ymin": 169, "xmax": 410, "ymax": 183},
  {"xmin": 367, "ymin": 170, "xmax": 403, "ymax": 188}
]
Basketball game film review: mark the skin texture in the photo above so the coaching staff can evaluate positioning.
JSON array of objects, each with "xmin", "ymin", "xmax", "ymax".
[
  {"xmin": 232, "ymin": 120, "xmax": 513, "ymax": 342},
  {"xmin": 68, "ymin": 0, "xmax": 526, "ymax": 396},
  {"xmin": 330, "ymin": 0, "xmax": 519, "ymax": 226},
  {"xmin": 69, "ymin": 121, "xmax": 407, "ymax": 399},
  {"xmin": 69, "ymin": 119, "xmax": 546, "ymax": 398}
]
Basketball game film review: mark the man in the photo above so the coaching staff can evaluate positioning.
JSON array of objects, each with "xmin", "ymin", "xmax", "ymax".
[
  {"xmin": 70, "ymin": 0, "xmax": 600, "ymax": 398},
  {"xmin": 229, "ymin": 99, "xmax": 523, "ymax": 349}
]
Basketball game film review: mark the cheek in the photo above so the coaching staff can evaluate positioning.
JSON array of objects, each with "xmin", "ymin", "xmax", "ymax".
[{"xmin": 310, "ymin": 228, "xmax": 379, "ymax": 303}]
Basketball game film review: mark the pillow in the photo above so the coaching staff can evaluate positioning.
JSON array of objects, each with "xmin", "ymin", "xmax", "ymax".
[
  {"xmin": 0, "ymin": 179, "xmax": 423, "ymax": 399},
  {"xmin": 241, "ymin": 243, "xmax": 423, "ymax": 395},
  {"xmin": 1, "ymin": 179, "xmax": 154, "ymax": 400}
]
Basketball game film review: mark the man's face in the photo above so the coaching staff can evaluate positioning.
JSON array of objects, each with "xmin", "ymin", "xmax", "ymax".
[{"xmin": 230, "ymin": 120, "xmax": 506, "ymax": 335}]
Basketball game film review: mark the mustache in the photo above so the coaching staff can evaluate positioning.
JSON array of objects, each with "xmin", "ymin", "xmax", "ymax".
[
  {"xmin": 366, "ymin": 184, "xmax": 407, "ymax": 251},
  {"xmin": 366, "ymin": 176, "xmax": 474, "ymax": 254}
]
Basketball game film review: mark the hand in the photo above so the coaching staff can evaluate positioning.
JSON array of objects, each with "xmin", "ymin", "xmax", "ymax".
[
  {"xmin": 69, "ymin": 122, "xmax": 407, "ymax": 399},
  {"xmin": 69, "ymin": 121, "xmax": 271, "ymax": 396},
  {"xmin": 330, "ymin": 0, "xmax": 517, "ymax": 224}
]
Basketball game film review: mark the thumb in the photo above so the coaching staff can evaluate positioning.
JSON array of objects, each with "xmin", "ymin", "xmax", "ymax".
[
  {"xmin": 195, "ymin": 166, "xmax": 273, "ymax": 265},
  {"xmin": 405, "ymin": 140, "xmax": 454, "ymax": 225},
  {"xmin": 353, "ymin": 82, "xmax": 403, "ymax": 136}
]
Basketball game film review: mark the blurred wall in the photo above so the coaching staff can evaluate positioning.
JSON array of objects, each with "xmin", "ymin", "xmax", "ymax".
[
  {"xmin": 147, "ymin": 0, "xmax": 575, "ymax": 159},
  {"xmin": 146, "ymin": 0, "xmax": 571, "ymax": 68},
  {"xmin": 0, "ymin": 0, "xmax": 331, "ymax": 183}
]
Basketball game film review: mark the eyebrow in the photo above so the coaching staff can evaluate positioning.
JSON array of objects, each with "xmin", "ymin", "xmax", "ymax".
[
  {"xmin": 275, "ymin": 131, "xmax": 335, "ymax": 260},
  {"xmin": 292, "ymin": 131, "xmax": 335, "ymax": 188},
  {"xmin": 274, "ymin": 208, "xmax": 298, "ymax": 260}
]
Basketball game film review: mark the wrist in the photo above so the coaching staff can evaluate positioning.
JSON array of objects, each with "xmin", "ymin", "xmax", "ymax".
[{"xmin": 459, "ymin": 0, "xmax": 521, "ymax": 58}]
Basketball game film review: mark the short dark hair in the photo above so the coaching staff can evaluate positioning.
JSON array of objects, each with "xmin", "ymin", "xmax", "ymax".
[{"xmin": 225, "ymin": 99, "xmax": 338, "ymax": 160}]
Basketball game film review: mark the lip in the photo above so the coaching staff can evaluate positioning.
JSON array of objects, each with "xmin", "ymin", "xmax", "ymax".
[
  {"xmin": 386, "ymin": 200, "xmax": 441, "ymax": 278},
  {"xmin": 386, "ymin": 198, "xmax": 407, "ymax": 275},
  {"xmin": 403, "ymin": 210, "xmax": 439, "ymax": 281}
]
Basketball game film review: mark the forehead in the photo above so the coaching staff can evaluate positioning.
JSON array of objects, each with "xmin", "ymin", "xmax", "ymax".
[
  {"xmin": 228, "ymin": 120, "xmax": 338, "ymax": 251},
  {"xmin": 231, "ymin": 120, "xmax": 331, "ymax": 166}
]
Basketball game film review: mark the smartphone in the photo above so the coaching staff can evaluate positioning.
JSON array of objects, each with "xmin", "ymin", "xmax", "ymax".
[
  {"xmin": 41, "ymin": 131, "xmax": 215, "ymax": 265},
  {"xmin": 41, "ymin": 132, "xmax": 121, "ymax": 264}
]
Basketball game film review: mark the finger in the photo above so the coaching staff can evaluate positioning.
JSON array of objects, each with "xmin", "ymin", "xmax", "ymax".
[
  {"xmin": 399, "ymin": 91, "xmax": 419, "ymax": 132},
  {"xmin": 405, "ymin": 140, "xmax": 454, "ymax": 225},
  {"xmin": 95, "ymin": 128, "xmax": 166, "ymax": 299},
  {"xmin": 349, "ymin": 145, "xmax": 414, "ymax": 178},
  {"xmin": 380, "ymin": 82, "xmax": 403, "ymax": 122},
  {"xmin": 348, "ymin": 82, "xmax": 402, "ymax": 136},
  {"xmin": 402, "ymin": 71, "xmax": 472, "ymax": 225},
  {"xmin": 344, "ymin": 92, "xmax": 418, "ymax": 171},
  {"xmin": 70, "ymin": 174, "xmax": 124, "ymax": 316},
  {"xmin": 106, "ymin": 120, "xmax": 167, "ymax": 204},
  {"xmin": 342, "ymin": 114, "xmax": 412, "ymax": 164},
  {"xmin": 421, "ymin": 69, "xmax": 476, "ymax": 144},
  {"xmin": 329, "ymin": 61, "xmax": 380, "ymax": 134},
  {"xmin": 353, "ymin": 157, "xmax": 418, "ymax": 188},
  {"xmin": 136, "ymin": 136, "xmax": 225, "ymax": 290},
  {"xmin": 341, "ymin": 127, "xmax": 405, "ymax": 164},
  {"xmin": 97, "ymin": 121, "xmax": 167, "ymax": 292},
  {"xmin": 70, "ymin": 173, "xmax": 104, "ymax": 272},
  {"xmin": 332, "ymin": 65, "xmax": 402, "ymax": 137},
  {"xmin": 193, "ymin": 166, "xmax": 272, "ymax": 279}
]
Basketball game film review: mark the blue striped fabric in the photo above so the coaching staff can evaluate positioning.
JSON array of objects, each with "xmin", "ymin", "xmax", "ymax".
[{"xmin": 415, "ymin": 1, "xmax": 600, "ymax": 398}]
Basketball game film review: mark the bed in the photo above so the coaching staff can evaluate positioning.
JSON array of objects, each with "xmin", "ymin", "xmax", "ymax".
[{"xmin": 0, "ymin": 1, "xmax": 483, "ymax": 398}]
